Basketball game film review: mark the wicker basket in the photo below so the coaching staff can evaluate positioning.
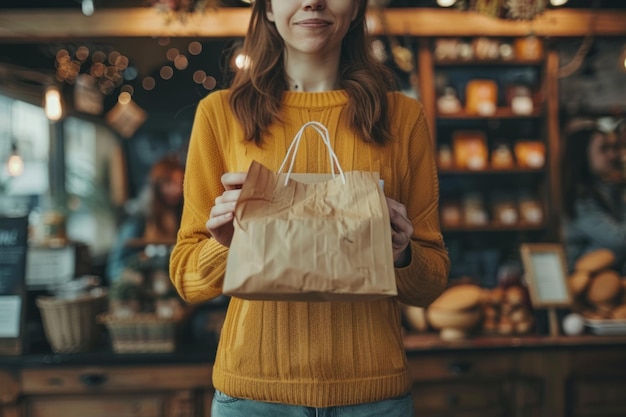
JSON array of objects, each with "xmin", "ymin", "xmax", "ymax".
[
  {"xmin": 36, "ymin": 290, "xmax": 108, "ymax": 353},
  {"xmin": 98, "ymin": 313, "xmax": 183, "ymax": 354}
]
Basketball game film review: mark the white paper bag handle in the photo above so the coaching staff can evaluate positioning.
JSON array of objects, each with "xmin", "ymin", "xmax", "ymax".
[{"xmin": 277, "ymin": 121, "xmax": 346, "ymax": 186}]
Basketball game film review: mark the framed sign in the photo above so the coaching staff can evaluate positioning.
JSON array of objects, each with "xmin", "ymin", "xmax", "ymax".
[
  {"xmin": 0, "ymin": 215, "xmax": 28, "ymax": 355},
  {"xmin": 520, "ymin": 243, "xmax": 572, "ymax": 308}
]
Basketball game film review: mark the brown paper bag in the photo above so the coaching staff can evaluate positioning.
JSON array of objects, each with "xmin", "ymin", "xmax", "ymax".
[{"xmin": 223, "ymin": 122, "xmax": 396, "ymax": 301}]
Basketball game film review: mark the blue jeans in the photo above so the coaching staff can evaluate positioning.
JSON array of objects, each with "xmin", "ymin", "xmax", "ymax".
[{"xmin": 211, "ymin": 390, "xmax": 414, "ymax": 417}]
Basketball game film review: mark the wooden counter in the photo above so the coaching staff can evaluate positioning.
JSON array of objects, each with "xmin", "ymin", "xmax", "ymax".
[{"xmin": 0, "ymin": 335, "xmax": 625, "ymax": 417}]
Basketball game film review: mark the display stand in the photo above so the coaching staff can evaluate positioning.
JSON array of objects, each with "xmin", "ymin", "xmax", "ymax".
[
  {"xmin": 520, "ymin": 244, "xmax": 573, "ymax": 338},
  {"xmin": 0, "ymin": 215, "xmax": 28, "ymax": 355}
]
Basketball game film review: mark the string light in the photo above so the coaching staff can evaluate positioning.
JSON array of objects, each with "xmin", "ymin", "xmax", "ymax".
[
  {"xmin": 7, "ymin": 142, "xmax": 24, "ymax": 177},
  {"xmin": 44, "ymin": 85, "xmax": 64, "ymax": 121},
  {"xmin": 81, "ymin": 0, "xmax": 94, "ymax": 16},
  {"xmin": 437, "ymin": 0, "xmax": 457, "ymax": 7}
]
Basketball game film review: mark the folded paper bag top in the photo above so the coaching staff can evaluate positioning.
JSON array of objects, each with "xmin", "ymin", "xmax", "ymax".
[{"xmin": 223, "ymin": 121, "xmax": 397, "ymax": 302}]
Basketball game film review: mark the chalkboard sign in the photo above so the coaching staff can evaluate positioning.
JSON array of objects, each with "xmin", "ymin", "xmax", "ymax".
[
  {"xmin": 520, "ymin": 244, "xmax": 572, "ymax": 308},
  {"xmin": 0, "ymin": 215, "xmax": 28, "ymax": 355}
]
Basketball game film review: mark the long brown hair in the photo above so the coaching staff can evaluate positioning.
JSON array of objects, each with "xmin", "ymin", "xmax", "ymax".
[
  {"xmin": 229, "ymin": 0, "xmax": 396, "ymax": 145},
  {"xmin": 561, "ymin": 127, "xmax": 615, "ymax": 219},
  {"xmin": 147, "ymin": 155, "xmax": 184, "ymax": 237}
]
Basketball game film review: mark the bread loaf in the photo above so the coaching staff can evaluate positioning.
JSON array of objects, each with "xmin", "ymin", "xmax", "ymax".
[
  {"xmin": 611, "ymin": 304, "xmax": 626, "ymax": 319},
  {"xmin": 575, "ymin": 249, "xmax": 616, "ymax": 273},
  {"xmin": 587, "ymin": 270, "xmax": 622, "ymax": 305},
  {"xmin": 568, "ymin": 270, "xmax": 591, "ymax": 296},
  {"xmin": 431, "ymin": 284, "xmax": 483, "ymax": 311}
]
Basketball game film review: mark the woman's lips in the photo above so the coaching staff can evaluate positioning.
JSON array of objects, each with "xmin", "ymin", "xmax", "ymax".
[{"xmin": 296, "ymin": 19, "xmax": 331, "ymax": 27}]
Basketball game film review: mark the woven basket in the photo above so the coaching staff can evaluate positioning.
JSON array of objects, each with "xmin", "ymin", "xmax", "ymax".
[
  {"xmin": 98, "ymin": 313, "xmax": 183, "ymax": 354},
  {"xmin": 36, "ymin": 290, "xmax": 108, "ymax": 353}
]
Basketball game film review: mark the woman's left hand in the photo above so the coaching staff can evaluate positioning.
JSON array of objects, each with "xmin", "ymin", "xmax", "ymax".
[{"xmin": 386, "ymin": 197, "xmax": 413, "ymax": 267}]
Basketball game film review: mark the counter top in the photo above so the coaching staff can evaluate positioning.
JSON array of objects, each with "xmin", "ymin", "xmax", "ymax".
[
  {"xmin": 2, "ymin": 333, "xmax": 626, "ymax": 368},
  {"xmin": 403, "ymin": 333, "xmax": 626, "ymax": 354},
  {"xmin": 0, "ymin": 340, "xmax": 217, "ymax": 368}
]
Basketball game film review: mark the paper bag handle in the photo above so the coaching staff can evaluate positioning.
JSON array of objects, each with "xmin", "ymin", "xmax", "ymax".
[{"xmin": 277, "ymin": 121, "xmax": 346, "ymax": 186}]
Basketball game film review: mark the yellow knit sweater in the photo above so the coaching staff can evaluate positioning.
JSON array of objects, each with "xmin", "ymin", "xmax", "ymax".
[{"xmin": 170, "ymin": 89, "xmax": 449, "ymax": 407}]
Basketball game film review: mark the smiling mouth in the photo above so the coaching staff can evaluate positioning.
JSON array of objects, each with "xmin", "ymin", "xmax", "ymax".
[{"xmin": 296, "ymin": 19, "xmax": 331, "ymax": 27}]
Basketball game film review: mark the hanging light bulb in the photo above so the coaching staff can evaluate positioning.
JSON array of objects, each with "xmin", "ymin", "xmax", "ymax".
[
  {"xmin": 7, "ymin": 142, "xmax": 24, "ymax": 177},
  {"xmin": 549, "ymin": 0, "xmax": 568, "ymax": 6},
  {"xmin": 44, "ymin": 85, "xmax": 64, "ymax": 121},
  {"xmin": 437, "ymin": 0, "xmax": 457, "ymax": 7},
  {"xmin": 82, "ymin": 0, "xmax": 95, "ymax": 16}
]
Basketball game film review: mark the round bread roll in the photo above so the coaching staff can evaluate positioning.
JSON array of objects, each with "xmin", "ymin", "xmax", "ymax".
[
  {"xmin": 488, "ymin": 286, "xmax": 505, "ymax": 305},
  {"xmin": 497, "ymin": 317, "xmax": 514, "ymax": 335},
  {"xmin": 509, "ymin": 306, "xmax": 529, "ymax": 323},
  {"xmin": 514, "ymin": 319, "xmax": 533, "ymax": 335},
  {"xmin": 482, "ymin": 318, "xmax": 498, "ymax": 334},
  {"xmin": 568, "ymin": 270, "xmax": 591, "ymax": 296},
  {"xmin": 611, "ymin": 304, "xmax": 626, "ymax": 320},
  {"xmin": 504, "ymin": 286, "xmax": 526, "ymax": 306},
  {"xmin": 402, "ymin": 305, "xmax": 428, "ymax": 332},
  {"xmin": 575, "ymin": 249, "xmax": 616, "ymax": 273},
  {"xmin": 431, "ymin": 284, "xmax": 483, "ymax": 311},
  {"xmin": 587, "ymin": 270, "xmax": 622, "ymax": 305}
]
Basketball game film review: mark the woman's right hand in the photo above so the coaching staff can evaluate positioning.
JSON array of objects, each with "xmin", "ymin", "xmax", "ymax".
[{"xmin": 206, "ymin": 172, "xmax": 247, "ymax": 247}]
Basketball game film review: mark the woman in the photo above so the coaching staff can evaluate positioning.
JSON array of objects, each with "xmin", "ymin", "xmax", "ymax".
[
  {"xmin": 107, "ymin": 154, "xmax": 184, "ymax": 282},
  {"xmin": 561, "ymin": 126, "xmax": 626, "ymax": 273},
  {"xmin": 170, "ymin": 0, "xmax": 449, "ymax": 415}
]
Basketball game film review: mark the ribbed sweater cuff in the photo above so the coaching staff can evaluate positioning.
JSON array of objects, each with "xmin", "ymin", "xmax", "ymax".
[
  {"xmin": 394, "ymin": 241, "xmax": 445, "ymax": 306},
  {"xmin": 181, "ymin": 239, "xmax": 228, "ymax": 302},
  {"xmin": 212, "ymin": 368, "xmax": 411, "ymax": 408}
]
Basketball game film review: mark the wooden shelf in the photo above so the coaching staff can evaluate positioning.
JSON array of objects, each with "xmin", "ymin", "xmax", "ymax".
[
  {"xmin": 437, "ymin": 108, "xmax": 543, "ymax": 119},
  {"xmin": 435, "ymin": 58, "xmax": 544, "ymax": 66},
  {"xmin": 438, "ymin": 167, "xmax": 545, "ymax": 175},
  {"xmin": 442, "ymin": 223, "xmax": 546, "ymax": 232}
]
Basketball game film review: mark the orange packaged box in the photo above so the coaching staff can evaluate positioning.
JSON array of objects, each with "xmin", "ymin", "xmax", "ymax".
[
  {"xmin": 465, "ymin": 80, "xmax": 498, "ymax": 116},
  {"xmin": 453, "ymin": 131, "xmax": 489, "ymax": 170}
]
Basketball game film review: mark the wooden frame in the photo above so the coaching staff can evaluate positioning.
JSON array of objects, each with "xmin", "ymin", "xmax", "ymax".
[{"xmin": 520, "ymin": 243, "xmax": 572, "ymax": 308}]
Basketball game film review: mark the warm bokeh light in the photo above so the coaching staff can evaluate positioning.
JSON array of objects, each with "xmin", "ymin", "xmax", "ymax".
[
  {"xmin": 160, "ymin": 66, "xmax": 174, "ymax": 80},
  {"xmin": 76, "ymin": 46, "xmax": 90, "ymax": 61},
  {"xmin": 550, "ymin": 0, "xmax": 568, "ymax": 6},
  {"xmin": 121, "ymin": 84, "xmax": 134, "ymax": 95},
  {"xmin": 174, "ymin": 55, "xmax": 189, "ymax": 70},
  {"xmin": 118, "ymin": 92, "xmax": 131, "ymax": 105},
  {"xmin": 188, "ymin": 41, "xmax": 202, "ymax": 55},
  {"xmin": 7, "ymin": 154, "xmax": 24, "ymax": 177},
  {"xmin": 437, "ymin": 0, "xmax": 457, "ymax": 7},
  {"xmin": 203, "ymin": 76, "xmax": 217, "ymax": 90},
  {"xmin": 166, "ymin": 48, "xmax": 180, "ymax": 61},
  {"xmin": 193, "ymin": 70, "xmax": 206, "ymax": 84},
  {"xmin": 142, "ymin": 76, "xmax": 156, "ymax": 90},
  {"xmin": 44, "ymin": 86, "xmax": 63, "ymax": 121},
  {"xmin": 234, "ymin": 53, "xmax": 251, "ymax": 70},
  {"xmin": 108, "ymin": 51, "xmax": 121, "ymax": 65}
]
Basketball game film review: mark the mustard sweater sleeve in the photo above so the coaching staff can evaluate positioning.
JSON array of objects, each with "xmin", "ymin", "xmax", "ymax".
[
  {"xmin": 169, "ymin": 93, "xmax": 229, "ymax": 303},
  {"xmin": 394, "ymin": 100, "xmax": 450, "ymax": 307}
]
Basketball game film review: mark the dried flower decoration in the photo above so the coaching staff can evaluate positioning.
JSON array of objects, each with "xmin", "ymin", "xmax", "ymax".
[
  {"xmin": 149, "ymin": 0, "xmax": 221, "ymax": 24},
  {"xmin": 505, "ymin": 0, "xmax": 547, "ymax": 21}
]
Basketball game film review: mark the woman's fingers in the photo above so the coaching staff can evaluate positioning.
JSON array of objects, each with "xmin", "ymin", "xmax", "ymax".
[
  {"xmin": 222, "ymin": 172, "xmax": 247, "ymax": 190},
  {"xmin": 215, "ymin": 189, "xmax": 242, "ymax": 205},
  {"xmin": 206, "ymin": 212, "xmax": 233, "ymax": 231}
]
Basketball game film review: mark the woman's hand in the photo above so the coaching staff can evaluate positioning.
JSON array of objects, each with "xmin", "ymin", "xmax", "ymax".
[
  {"xmin": 206, "ymin": 173, "xmax": 247, "ymax": 247},
  {"xmin": 386, "ymin": 197, "xmax": 414, "ymax": 268}
]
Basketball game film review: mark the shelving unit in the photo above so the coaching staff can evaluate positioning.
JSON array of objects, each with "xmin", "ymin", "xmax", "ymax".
[{"xmin": 416, "ymin": 38, "xmax": 562, "ymax": 286}]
